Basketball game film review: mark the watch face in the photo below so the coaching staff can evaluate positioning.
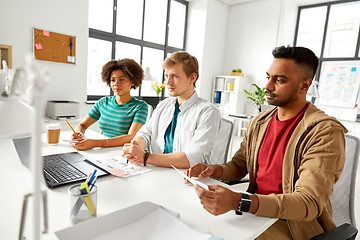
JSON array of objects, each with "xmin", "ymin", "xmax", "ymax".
[{"xmin": 239, "ymin": 199, "xmax": 252, "ymax": 212}]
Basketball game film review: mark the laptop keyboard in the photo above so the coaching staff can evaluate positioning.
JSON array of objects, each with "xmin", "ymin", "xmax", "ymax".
[{"xmin": 43, "ymin": 155, "xmax": 87, "ymax": 183}]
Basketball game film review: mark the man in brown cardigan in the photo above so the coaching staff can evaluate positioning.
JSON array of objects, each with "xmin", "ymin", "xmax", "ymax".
[{"xmin": 186, "ymin": 46, "xmax": 347, "ymax": 240}]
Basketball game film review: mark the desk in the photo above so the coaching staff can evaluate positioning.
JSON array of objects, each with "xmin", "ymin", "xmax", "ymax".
[{"xmin": 1, "ymin": 130, "xmax": 276, "ymax": 240}]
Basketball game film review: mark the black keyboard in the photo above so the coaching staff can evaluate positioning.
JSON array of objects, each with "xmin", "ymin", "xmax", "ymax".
[{"xmin": 43, "ymin": 155, "xmax": 87, "ymax": 183}]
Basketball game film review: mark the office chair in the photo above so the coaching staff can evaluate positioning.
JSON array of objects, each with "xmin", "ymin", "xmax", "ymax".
[
  {"xmin": 311, "ymin": 134, "xmax": 359, "ymax": 240},
  {"xmin": 146, "ymin": 104, "xmax": 153, "ymax": 122},
  {"xmin": 207, "ymin": 118, "xmax": 234, "ymax": 165}
]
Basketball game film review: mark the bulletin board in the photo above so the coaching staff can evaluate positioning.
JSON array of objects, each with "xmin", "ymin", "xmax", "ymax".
[
  {"xmin": 318, "ymin": 60, "xmax": 360, "ymax": 108},
  {"xmin": 33, "ymin": 28, "xmax": 76, "ymax": 64}
]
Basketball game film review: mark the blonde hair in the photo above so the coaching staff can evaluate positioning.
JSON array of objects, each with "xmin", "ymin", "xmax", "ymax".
[{"xmin": 163, "ymin": 52, "xmax": 199, "ymax": 86}]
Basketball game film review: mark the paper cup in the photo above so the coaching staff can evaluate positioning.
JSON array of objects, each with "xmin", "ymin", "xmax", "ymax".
[{"xmin": 46, "ymin": 123, "xmax": 61, "ymax": 144}]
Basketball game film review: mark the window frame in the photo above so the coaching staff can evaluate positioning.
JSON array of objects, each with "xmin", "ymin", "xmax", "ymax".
[
  {"xmin": 87, "ymin": 0, "xmax": 188, "ymax": 102},
  {"xmin": 294, "ymin": 0, "xmax": 360, "ymax": 81}
]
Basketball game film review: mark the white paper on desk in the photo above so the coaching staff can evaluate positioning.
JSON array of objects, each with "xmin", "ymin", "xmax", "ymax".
[
  {"xmin": 88, "ymin": 157, "xmax": 151, "ymax": 177},
  {"xmin": 91, "ymin": 207, "xmax": 212, "ymax": 240},
  {"xmin": 172, "ymin": 165, "xmax": 209, "ymax": 190}
]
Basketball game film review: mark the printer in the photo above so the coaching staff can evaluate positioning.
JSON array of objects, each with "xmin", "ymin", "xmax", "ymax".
[{"xmin": 46, "ymin": 100, "xmax": 80, "ymax": 120}]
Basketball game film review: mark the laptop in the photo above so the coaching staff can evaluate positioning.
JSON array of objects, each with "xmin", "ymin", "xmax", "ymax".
[{"xmin": 13, "ymin": 137, "xmax": 109, "ymax": 188}]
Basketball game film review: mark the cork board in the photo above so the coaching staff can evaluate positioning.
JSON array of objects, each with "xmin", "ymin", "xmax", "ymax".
[
  {"xmin": 33, "ymin": 28, "xmax": 76, "ymax": 64},
  {"xmin": 0, "ymin": 45, "xmax": 12, "ymax": 69}
]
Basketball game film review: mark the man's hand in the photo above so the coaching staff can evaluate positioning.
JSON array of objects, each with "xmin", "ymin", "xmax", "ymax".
[
  {"xmin": 122, "ymin": 139, "xmax": 145, "ymax": 165},
  {"xmin": 195, "ymin": 185, "xmax": 241, "ymax": 216},
  {"xmin": 185, "ymin": 163, "xmax": 218, "ymax": 184}
]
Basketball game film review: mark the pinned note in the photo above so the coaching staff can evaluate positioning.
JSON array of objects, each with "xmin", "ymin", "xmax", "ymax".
[
  {"xmin": 43, "ymin": 30, "xmax": 50, "ymax": 37},
  {"xmin": 35, "ymin": 43, "xmax": 43, "ymax": 50}
]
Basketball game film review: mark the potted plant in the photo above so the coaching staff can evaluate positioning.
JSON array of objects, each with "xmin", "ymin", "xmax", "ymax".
[
  {"xmin": 230, "ymin": 68, "xmax": 244, "ymax": 77},
  {"xmin": 244, "ymin": 84, "xmax": 266, "ymax": 112}
]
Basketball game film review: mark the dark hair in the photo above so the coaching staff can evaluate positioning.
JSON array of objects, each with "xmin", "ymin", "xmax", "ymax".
[
  {"xmin": 163, "ymin": 51, "xmax": 199, "ymax": 86},
  {"xmin": 101, "ymin": 58, "xmax": 144, "ymax": 89},
  {"xmin": 272, "ymin": 46, "xmax": 319, "ymax": 79}
]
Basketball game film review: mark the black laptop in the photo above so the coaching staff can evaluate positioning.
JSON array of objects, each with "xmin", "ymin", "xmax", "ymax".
[{"xmin": 13, "ymin": 137, "xmax": 109, "ymax": 188}]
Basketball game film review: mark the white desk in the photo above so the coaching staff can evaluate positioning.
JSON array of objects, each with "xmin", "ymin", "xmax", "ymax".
[{"xmin": 1, "ymin": 130, "xmax": 276, "ymax": 240}]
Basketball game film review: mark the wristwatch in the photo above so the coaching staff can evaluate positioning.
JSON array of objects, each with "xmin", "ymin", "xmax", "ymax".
[
  {"xmin": 143, "ymin": 152, "xmax": 150, "ymax": 166},
  {"xmin": 235, "ymin": 193, "xmax": 252, "ymax": 215}
]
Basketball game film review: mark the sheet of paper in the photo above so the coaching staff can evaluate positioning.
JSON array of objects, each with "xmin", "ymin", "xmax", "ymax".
[
  {"xmin": 91, "ymin": 207, "xmax": 213, "ymax": 240},
  {"xmin": 88, "ymin": 157, "xmax": 151, "ymax": 177},
  {"xmin": 172, "ymin": 165, "xmax": 209, "ymax": 190}
]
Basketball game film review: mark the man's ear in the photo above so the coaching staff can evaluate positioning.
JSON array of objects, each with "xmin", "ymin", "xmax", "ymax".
[
  {"xmin": 189, "ymin": 72, "xmax": 197, "ymax": 85},
  {"xmin": 300, "ymin": 78, "xmax": 312, "ymax": 93}
]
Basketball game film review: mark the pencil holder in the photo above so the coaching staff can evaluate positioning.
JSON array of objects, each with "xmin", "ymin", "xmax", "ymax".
[{"xmin": 68, "ymin": 184, "xmax": 97, "ymax": 224}]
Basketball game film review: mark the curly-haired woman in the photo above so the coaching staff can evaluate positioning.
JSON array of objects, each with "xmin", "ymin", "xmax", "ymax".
[{"xmin": 71, "ymin": 59, "xmax": 148, "ymax": 150}]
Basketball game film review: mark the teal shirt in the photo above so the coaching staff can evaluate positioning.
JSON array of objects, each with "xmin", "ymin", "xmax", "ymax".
[
  {"xmin": 88, "ymin": 96, "xmax": 148, "ymax": 138},
  {"xmin": 164, "ymin": 101, "xmax": 181, "ymax": 153}
]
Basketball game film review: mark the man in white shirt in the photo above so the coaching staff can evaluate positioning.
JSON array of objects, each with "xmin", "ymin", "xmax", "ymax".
[{"xmin": 121, "ymin": 51, "xmax": 221, "ymax": 169}]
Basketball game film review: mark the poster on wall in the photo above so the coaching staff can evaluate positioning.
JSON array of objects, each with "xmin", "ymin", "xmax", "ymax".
[{"xmin": 318, "ymin": 60, "xmax": 360, "ymax": 108}]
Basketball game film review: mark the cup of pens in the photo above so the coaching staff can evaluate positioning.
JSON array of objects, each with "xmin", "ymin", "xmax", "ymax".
[{"xmin": 69, "ymin": 170, "xmax": 98, "ymax": 224}]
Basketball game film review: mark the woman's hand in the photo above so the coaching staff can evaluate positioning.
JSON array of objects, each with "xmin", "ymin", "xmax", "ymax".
[
  {"xmin": 71, "ymin": 132, "xmax": 84, "ymax": 141},
  {"xmin": 71, "ymin": 139, "xmax": 97, "ymax": 151}
]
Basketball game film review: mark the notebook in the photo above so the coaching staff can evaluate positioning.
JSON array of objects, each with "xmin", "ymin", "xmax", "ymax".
[{"xmin": 12, "ymin": 137, "xmax": 109, "ymax": 188}]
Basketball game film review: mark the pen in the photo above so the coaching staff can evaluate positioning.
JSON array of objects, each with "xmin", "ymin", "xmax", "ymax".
[
  {"xmin": 85, "ymin": 172, "xmax": 92, "ymax": 183},
  {"xmin": 126, "ymin": 159, "xmax": 129, "ymax": 164},
  {"xmin": 65, "ymin": 119, "xmax": 76, "ymax": 134},
  {"xmin": 89, "ymin": 176, "xmax": 97, "ymax": 192},
  {"xmin": 87, "ymin": 169, "xmax": 97, "ymax": 186},
  {"xmin": 69, "ymin": 37, "xmax": 73, "ymax": 56}
]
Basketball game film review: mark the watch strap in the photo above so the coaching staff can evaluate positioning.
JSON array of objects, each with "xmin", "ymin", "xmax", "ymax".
[
  {"xmin": 143, "ymin": 152, "xmax": 150, "ymax": 166},
  {"xmin": 235, "ymin": 193, "xmax": 252, "ymax": 215}
]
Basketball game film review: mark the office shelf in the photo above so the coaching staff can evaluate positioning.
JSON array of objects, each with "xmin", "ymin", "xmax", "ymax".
[{"xmin": 212, "ymin": 75, "xmax": 249, "ymax": 117}]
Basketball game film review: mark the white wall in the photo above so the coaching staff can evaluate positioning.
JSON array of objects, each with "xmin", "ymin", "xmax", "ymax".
[
  {"xmin": 0, "ymin": 0, "xmax": 88, "ymax": 103},
  {"xmin": 219, "ymin": 0, "xmax": 299, "ymax": 114},
  {"xmin": 186, "ymin": 0, "xmax": 229, "ymax": 101},
  {"xmin": 224, "ymin": 0, "xmax": 282, "ymax": 87}
]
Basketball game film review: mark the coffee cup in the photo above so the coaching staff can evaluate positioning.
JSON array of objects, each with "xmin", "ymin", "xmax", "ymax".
[{"xmin": 46, "ymin": 123, "xmax": 61, "ymax": 144}]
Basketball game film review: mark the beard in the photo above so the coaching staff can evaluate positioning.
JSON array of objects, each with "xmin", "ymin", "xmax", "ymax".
[{"xmin": 266, "ymin": 89, "xmax": 299, "ymax": 107}]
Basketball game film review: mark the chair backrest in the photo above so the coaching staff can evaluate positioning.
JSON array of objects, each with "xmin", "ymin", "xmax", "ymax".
[
  {"xmin": 330, "ymin": 134, "xmax": 360, "ymax": 227},
  {"xmin": 207, "ymin": 118, "xmax": 234, "ymax": 165},
  {"xmin": 146, "ymin": 104, "xmax": 153, "ymax": 122}
]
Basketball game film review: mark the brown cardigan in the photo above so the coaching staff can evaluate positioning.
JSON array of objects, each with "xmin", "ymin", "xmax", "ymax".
[{"xmin": 220, "ymin": 103, "xmax": 347, "ymax": 240}]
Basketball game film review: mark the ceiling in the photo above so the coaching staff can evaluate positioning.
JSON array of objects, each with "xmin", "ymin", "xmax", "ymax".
[{"xmin": 200, "ymin": 0, "xmax": 340, "ymax": 6}]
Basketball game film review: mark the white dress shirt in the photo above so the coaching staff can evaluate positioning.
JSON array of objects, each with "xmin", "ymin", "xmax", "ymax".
[{"xmin": 136, "ymin": 92, "xmax": 221, "ymax": 167}]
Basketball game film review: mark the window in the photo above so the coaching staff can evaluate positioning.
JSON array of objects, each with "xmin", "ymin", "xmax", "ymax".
[
  {"xmin": 87, "ymin": 0, "xmax": 188, "ymax": 101},
  {"xmin": 294, "ymin": 0, "xmax": 360, "ymax": 107}
]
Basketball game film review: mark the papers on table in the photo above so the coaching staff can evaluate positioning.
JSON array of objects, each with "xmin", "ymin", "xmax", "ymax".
[
  {"xmin": 171, "ymin": 165, "xmax": 209, "ymax": 190},
  {"xmin": 55, "ymin": 201, "xmax": 222, "ymax": 240},
  {"xmin": 88, "ymin": 157, "xmax": 151, "ymax": 177},
  {"xmin": 91, "ymin": 207, "xmax": 214, "ymax": 240}
]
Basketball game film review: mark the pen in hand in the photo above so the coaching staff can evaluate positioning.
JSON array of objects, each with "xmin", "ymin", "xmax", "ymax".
[
  {"xmin": 65, "ymin": 119, "xmax": 76, "ymax": 134},
  {"xmin": 65, "ymin": 119, "xmax": 82, "ymax": 139}
]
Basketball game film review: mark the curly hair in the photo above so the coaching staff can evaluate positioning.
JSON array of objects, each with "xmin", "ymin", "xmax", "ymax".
[{"xmin": 101, "ymin": 58, "xmax": 144, "ymax": 89}]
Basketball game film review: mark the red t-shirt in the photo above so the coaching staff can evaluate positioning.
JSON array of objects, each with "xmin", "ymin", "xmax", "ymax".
[{"xmin": 255, "ymin": 103, "xmax": 309, "ymax": 195}]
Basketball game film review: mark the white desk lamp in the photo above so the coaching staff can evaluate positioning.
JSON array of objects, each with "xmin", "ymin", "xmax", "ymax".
[{"xmin": 0, "ymin": 56, "xmax": 49, "ymax": 240}]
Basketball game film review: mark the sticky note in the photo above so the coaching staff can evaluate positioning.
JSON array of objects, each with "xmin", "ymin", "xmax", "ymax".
[
  {"xmin": 35, "ymin": 43, "xmax": 43, "ymax": 50},
  {"xmin": 43, "ymin": 30, "xmax": 50, "ymax": 37}
]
